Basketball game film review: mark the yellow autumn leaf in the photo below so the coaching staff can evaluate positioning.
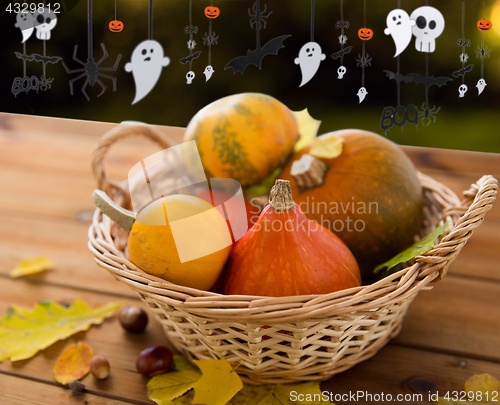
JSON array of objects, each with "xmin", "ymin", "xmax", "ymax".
[
  {"xmin": 465, "ymin": 374, "xmax": 500, "ymax": 403},
  {"xmin": 0, "ymin": 300, "xmax": 122, "ymax": 362},
  {"xmin": 230, "ymin": 382, "xmax": 325, "ymax": 405},
  {"xmin": 308, "ymin": 134, "xmax": 344, "ymax": 160},
  {"xmin": 292, "ymin": 109, "xmax": 322, "ymax": 152},
  {"xmin": 54, "ymin": 342, "xmax": 93, "ymax": 385},
  {"xmin": 192, "ymin": 359, "xmax": 243, "ymax": 405},
  {"xmin": 148, "ymin": 355, "xmax": 202, "ymax": 405},
  {"xmin": 433, "ymin": 373, "xmax": 500, "ymax": 404},
  {"xmin": 10, "ymin": 256, "xmax": 54, "ymax": 278}
]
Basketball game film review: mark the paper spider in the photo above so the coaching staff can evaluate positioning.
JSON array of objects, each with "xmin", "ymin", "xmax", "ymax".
[
  {"xmin": 203, "ymin": 32, "xmax": 219, "ymax": 46},
  {"xmin": 475, "ymin": 45, "xmax": 491, "ymax": 59},
  {"xmin": 249, "ymin": 2, "xmax": 272, "ymax": 29},
  {"xmin": 62, "ymin": 43, "xmax": 122, "ymax": 101},
  {"xmin": 419, "ymin": 103, "xmax": 441, "ymax": 126},
  {"xmin": 356, "ymin": 53, "xmax": 372, "ymax": 68}
]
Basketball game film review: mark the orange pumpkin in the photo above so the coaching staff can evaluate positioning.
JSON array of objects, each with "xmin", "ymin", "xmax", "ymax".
[
  {"xmin": 279, "ymin": 130, "xmax": 423, "ymax": 280},
  {"xmin": 109, "ymin": 20, "xmax": 124, "ymax": 32},
  {"xmin": 223, "ymin": 180, "xmax": 361, "ymax": 297},
  {"xmin": 358, "ymin": 28, "xmax": 373, "ymax": 40},
  {"xmin": 477, "ymin": 19, "xmax": 492, "ymax": 31},
  {"xmin": 205, "ymin": 6, "xmax": 220, "ymax": 19},
  {"xmin": 183, "ymin": 93, "xmax": 299, "ymax": 187}
]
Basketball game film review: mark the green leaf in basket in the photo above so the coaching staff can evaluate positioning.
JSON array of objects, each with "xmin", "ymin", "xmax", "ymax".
[{"xmin": 374, "ymin": 221, "xmax": 451, "ymax": 275}]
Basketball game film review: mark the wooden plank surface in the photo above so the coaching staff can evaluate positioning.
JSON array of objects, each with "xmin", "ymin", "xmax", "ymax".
[{"xmin": 0, "ymin": 112, "xmax": 499, "ymax": 404}]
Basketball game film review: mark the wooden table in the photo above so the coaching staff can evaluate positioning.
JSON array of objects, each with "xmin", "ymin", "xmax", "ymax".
[{"xmin": 0, "ymin": 112, "xmax": 499, "ymax": 405}]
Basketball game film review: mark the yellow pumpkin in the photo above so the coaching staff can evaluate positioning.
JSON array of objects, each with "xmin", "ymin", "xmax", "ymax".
[
  {"xmin": 183, "ymin": 93, "xmax": 299, "ymax": 187},
  {"xmin": 128, "ymin": 195, "xmax": 231, "ymax": 290}
]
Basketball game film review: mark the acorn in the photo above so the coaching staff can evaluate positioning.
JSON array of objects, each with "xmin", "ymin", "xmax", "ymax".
[{"xmin": 90, "ymin": 355, "xmax": 110, "ymax": 380}]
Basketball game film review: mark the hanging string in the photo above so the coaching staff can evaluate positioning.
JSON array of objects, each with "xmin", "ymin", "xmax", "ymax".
[
  {"xmin": 461, "ymin": 1, "xmax": 465, "ymax": 84},
  {"xmin": 115, "ymin": 0, "xmax": 117, "ymax": 21},
  {"xmin": 208, "ymin": 19, "xmax": 212, "ymax": 65},
  {"xmin": 149, "ymin": 0, "xmax": 153, "ymax": 40},
  {"xmin": 481, "ymin": 1, "xmax": 485, "ymax": 78},
  {"xmin": 88, "ymin": 0, "xmax": 93, "ymax": 59},
  {"xmin": 188, "ymin": 0, "xmax": 193, "ymax": 70},
  {"xmin": 363, "ymin": 0, "xmax": 366, "ymax": 28},
  {"xmin": 396, "ymin": 0, "xmax": 401, "ymax": 106},
  {"xmin": 310, "ymin": 0, "xmax": 314, "ymax": 42}
]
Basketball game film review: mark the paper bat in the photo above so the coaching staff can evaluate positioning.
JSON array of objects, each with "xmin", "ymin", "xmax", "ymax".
[
  {"xmin": 331, "ymin": 46, "xmax": 353, "ymax": 60},
  {"xmin": 383, "ymin": 70, "xmax": 413, "ymax": 84},
  {"xmin": 452, "ymin": 64, "xmax": 474, "ymax": 78},
  {"xmin": 32, "ymin": 54, "xmax": 62, "ymax": 65},
  {"xmin": 225, "ymin": 35, "xmax": 291, "ymax": 74},
  {"xmin": 15, "ymin": 52, "xmax": 35, "ymax": 62},
  {"xmin": 180, "ymin": 51, "xmax": 201, "ymax": 64},
  {"xmin": 407, "ymin": 73, "xmax": 452, "ymax": 89}
]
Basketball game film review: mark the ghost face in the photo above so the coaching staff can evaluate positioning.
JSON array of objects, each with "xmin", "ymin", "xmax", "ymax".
[
  {"xmin": 410, "ymin": 6, "xmax": 445, "ymax": 53},
  {"xmin": 125, "ymin": 40, "xmax": 170, "ymax": 105},
  {"xmin": 476, "ymin": 78, "xmax": 487, "ymax": 95},
  {"xmin": 33, "ymin": 9, "xmax": 58, "ymax": 41},
  {"xmin": 203, "ymin": 65, "xmax": 214, "ymax": 82},
  {"xmin": 357, "ymin": 87, "xmax": 368, "ymax": 103},
  {"xmin": 294, "ymin": 42, "xmax": 326, "ymax": 87},
  {"xmin": 384, "ymin": 9, "xmax": 415, "ymax": 57},
  {"xmin": 15, "ymin": 12, "xmax": 35, "ymax": 43}
]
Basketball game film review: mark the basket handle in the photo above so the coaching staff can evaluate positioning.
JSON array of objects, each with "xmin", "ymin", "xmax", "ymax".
[
  {"xmin": 417, "ymin": 175, "xmax": 498, "ymax": 280},
  {"xmin": 91, "ymin": 124, "xmax": 176, "ymax": 208}
]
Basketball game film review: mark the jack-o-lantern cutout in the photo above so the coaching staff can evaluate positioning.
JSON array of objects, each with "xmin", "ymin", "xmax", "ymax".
[
  {"xmin": 205, "ymin": 6, "xmax": 220, "ymax": 19},
  {"xmin": 477, "ymin": 19, "xmax": 492, "ymax": 32},
  {"xmin": 109, "ymin": 20, "xmax": 124, "ymax": 32},
  {"xmin": 358, "ymin": 28, "xmax": 373, "ymax": 40}
]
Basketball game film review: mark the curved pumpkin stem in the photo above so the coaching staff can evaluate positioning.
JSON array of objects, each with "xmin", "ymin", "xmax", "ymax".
[
  {"xmin": 269, "ymin": 179, "xmax": 295, "ymax": 212},
  {"xmin": 92, "ymin": 190, "xmax": 137, "ymax": 233}
]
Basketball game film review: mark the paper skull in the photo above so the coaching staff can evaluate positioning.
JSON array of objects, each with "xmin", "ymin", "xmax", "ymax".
[
  {"xmin": 186, "ymin": 71, "xmax": 195, "ymax": 84},
  {"xmin": 33, "ymin": 9, "xmax": 58, "ymax": 40},
  {"xmin": 337, "ymin": 66, "xmax": 346, "ymax": 79},
  {"xmin": 410, "ymin": 6, "xmax": 445, "ymax": 53},
  {"xmin": 458, "ymin": 84, "xmax": 468, "ymax": 98}
]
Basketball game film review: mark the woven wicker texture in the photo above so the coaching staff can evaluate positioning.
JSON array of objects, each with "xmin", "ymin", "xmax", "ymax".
[{"xmin": 88, "ymin": 124, "xmax": 498, "ymax": 384}]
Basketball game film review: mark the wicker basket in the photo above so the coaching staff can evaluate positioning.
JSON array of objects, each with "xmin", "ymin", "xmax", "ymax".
[{"xmin": 88, "ymin": 124, "xmax": 498, "ymax": 384}]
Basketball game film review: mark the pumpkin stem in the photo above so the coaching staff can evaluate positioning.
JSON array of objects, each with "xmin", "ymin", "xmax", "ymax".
[
  {"xmin": 269, "ymin": 179, "xmax": 294, "ymax": 212},
  {"xmin": 290, "ymin": 154, "xmax": 328, "ymax": 191},
  {"xmin": 92, "ymin": 189, "xmax": 137, "ymax": 233}
]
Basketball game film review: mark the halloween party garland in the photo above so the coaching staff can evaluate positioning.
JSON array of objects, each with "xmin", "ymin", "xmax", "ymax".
[
  {"xmin": 12, "ymin": 0, "xmax": 62, "ymax": 96},
  {"xmin": 62, "ymin": 0, "xmax": 122, "ymax": 101},
  {"xmin": 9, "ymin": 0, "xmax": 496, "ymax": 125},
  {"xmin": 225, "ymin": 0, "xmax": 291, "ymax": 74}
]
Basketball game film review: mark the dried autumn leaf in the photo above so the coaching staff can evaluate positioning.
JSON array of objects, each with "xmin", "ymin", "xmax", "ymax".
[
  {"xmin": 0, "ymin": 300, "xmax": 121, "ymax": 362},
  {"xmin": 465, "ymin": 373, "xmax": 500, "ymax": 402},
  {"xmin": 10, "ymin": 256, "xmax": 54, "ymax": 278},
  {"xmin": 192, "ymin": 359, "xmax": 243, "ymax": 405},
  {"xmin": 292, "ymin": 109, "xmax": 322, "ymax": 153},
  {"xmin": 54, "ymin": 342, "xmax": 93, "ymax": 385}
]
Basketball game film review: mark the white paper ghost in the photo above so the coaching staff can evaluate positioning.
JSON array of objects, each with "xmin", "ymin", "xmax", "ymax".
[
  {"xmin": 357, "ymin": 87, "xmax": 368, "ymax": 103},
  {"xmin": 410, "ymin": 6, "xmax": 445, "ymax": 53},
  {"xmin": 476, "ymin": 78, "xmax": 487, "ymax": 95},
  {"xmin": 15, "ymin": 11, "xmax": 35, "ymax": 43},
  {"xmin": 384, "ymin": 9, "xmax": 415, "ymax": 57},
  {"xmin": 125, "ymin": 40, "xmax": 170, "ymax": 105},
  {"xmin": 295, "ymin": 42, "xmax": 325, "ymax": 87},
  {"xmin": 203, "ymin": 65, "xmax": 214, "ymax": 82}
]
